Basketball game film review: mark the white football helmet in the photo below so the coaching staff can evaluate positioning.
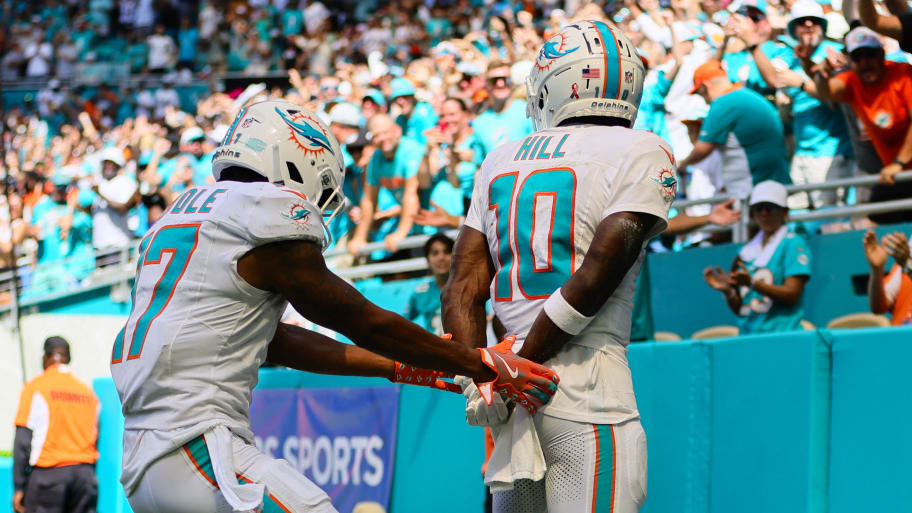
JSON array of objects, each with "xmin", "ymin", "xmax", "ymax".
[
  {"xmin": 526, "ymin": 21, "xmax": 645, "ymax": 130},
  {"xmin": 212, "ymin": 100, "xmax": 346, "ymax": 225}
]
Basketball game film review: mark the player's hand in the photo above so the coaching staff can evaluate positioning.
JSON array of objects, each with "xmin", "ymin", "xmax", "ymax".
[
  {"xmin": 863, "ymin": 230, "xmax": 888, "ymax": 269},
  {"xmin": 455, "ymin": 375, "xmax": 510, "ymax": 427},
  {"xmin": 474, "ymin": 335, "xmax": 559, "ymax": 415}
]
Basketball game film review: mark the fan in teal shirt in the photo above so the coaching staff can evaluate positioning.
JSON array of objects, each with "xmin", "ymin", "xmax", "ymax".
[
  {"xmin": 704, "ymin": 181, "xmax": 811, "ymax": 334},
  {"xmin": 736, "ymin": 229, "xmax": 812, "ymax": 334},
  {"xmin": 473, "ymin": 99, "xmax": 534, "ymax": 158},
  {"xmin": 723, "ymin": 40, "xmax": 791, "ymax": 100},
  {"xmin": 782, "ymin": 40, "xmax": 853, "ymax": 158},
  {"xmin": 696, "ymin": 83, "xmax": 791, "ymax": 187},
  {"xmin": 403, "ymin": 233, "xmax": 454, "ymax": 335},
  {"xmin": 389, "ymin": 78, "xmax": 438, "ymax": 146},
  {"xmin": 26, "ymin": 185, "xmax": 94, "ymax": 298}
]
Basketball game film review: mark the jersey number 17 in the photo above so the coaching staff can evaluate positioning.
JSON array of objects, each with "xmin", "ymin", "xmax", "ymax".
[{"xmin": 112, "ymin": 224, "xmax": 201, "ymax": 364}]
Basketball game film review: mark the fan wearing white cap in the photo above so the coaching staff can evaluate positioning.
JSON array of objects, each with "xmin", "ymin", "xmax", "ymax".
[
  {"xmin": 174, "ymin": 126, "xmax": 213, "ymax": 186},
  {"xmin": 733, "ymin": 0, "xmax": 854, "ymax": 210},
  {"xmin": 444, "ymin": 20, "xmax": 675, "ymax": 513},
  {"xmin": 812, "ymin": 26, "xmax": 912, "ymax": 206},
  {"xmin": 704, "ymin": 180, "xmax": 812, "ymax": 334},
  {"xmin": 115, "ymin": 99, "xmax": 558, "ymax": 513},
  {"xmin": 90, "ymin": 147, "xmax": 140, "ymax": 251}
]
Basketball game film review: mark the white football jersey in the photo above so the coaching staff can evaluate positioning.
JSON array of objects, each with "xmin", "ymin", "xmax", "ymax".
[
  {"xmin": 110, "ymin": 180, "xmax": 325, "ymax": 494},
  {"xmin": 465, "ymin": 125, "xmax": 675, "ymax": 423}
]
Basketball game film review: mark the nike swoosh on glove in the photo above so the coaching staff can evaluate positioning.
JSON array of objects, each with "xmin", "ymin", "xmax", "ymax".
[
  {"xmin": 475, "ymin": 335, "xmax": 560, "ymax": 415},
  {"xmin": 455, "ymin": 375, "xmax": 510, "ymax": 427}
]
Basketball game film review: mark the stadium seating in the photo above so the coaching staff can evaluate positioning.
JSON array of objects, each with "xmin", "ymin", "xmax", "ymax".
[
  {"xmin": 826, "ymin": 312, "xmax": 890, "ymax": 329},
  {"xmin": 690, "ymin": 325, "xmax": 739, "ymax": 340}
]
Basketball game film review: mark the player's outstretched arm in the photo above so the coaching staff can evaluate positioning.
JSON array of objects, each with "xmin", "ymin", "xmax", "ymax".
[
  {"xmin": 242, "ymin": 240, "xmax": 557, "ymax": 410},
  {"xmin": 267, "ymin": 323, "xmax": 460, "ymax": 392},
  {"xmin": 442, "ymin": 226, "xmax": 495, "ymax": 349},
  {"xmin": 267, "ymin": 322, "xmax": 395, "ymax": 377},
  {"xmin": 518, "ymin": 211, "xmax": 658, "ymax": 364},
  {"xmin": 240, "ymin": 239, "xmax": 492, "ymax": 381}
]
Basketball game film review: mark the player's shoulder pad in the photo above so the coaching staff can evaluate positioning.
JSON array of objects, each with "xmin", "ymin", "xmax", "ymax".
[{"xmin": 244, "ymin": 183, "xmax": 326, "ymax": 249}]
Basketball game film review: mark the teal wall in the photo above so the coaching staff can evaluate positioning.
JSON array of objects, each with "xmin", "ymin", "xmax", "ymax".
[{"xmin": 4, "ymin": 326, "xmax": 909, "ymax": 513}]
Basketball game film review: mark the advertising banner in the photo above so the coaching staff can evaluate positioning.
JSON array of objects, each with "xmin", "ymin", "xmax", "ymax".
[{"xmin": 251, "ymin": 387, "xmax": 399, "ymax": 512}]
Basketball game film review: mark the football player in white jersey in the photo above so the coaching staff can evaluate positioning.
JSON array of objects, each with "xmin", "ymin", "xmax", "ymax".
[
  {"xmin": 111, "ymin": 99, "xmax": 559, "ymax": 513},
  {"xmin": 443, "ymin": 22, "xmax": 676, "ymax": 512}
]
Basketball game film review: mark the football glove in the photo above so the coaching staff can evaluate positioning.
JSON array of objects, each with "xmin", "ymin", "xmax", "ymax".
[
  {"xmin": 388, "ymin": 333, "xmax": 461, "ymax": 393},
  {"xmin": 455, "ymin": 375, "xmax": 511, "ymax": 427},
  {"xmin": 475, "ymin": 335, "xmax": 560, "ymax": 415},
  {"xmin": 389, "ymin": 361, "xmax": 461, "ymax": 393}
]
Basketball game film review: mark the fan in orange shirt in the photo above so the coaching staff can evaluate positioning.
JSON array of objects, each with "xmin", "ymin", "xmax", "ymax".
[
  {"xmin": 812, "ymin": 26, "xmax": 912, "ymax": 222},
  {"xmin": 865, "ymin": 230, "xmax": 912, "ymax": 325}
]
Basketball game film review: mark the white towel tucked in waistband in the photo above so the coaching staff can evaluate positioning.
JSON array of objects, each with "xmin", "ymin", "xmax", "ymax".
[
  {"xmin": 205, "ymin": 425, "xmax": 265, "ymax": 512},
  {"xmin": 484, "ymin": 407, "xmax": 547, "ymax": 493}
]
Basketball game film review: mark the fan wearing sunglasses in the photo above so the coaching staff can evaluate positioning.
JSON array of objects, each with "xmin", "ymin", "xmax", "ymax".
[
  {"xmin": 704, "ymin": 181, "xmax": 812, "ymax": 334},
  {"xmin": 472, "ymin": 60, "xmax": 534, "ymax": 158},
  {"xmin": 811, "ymin": 26, "xmax": 912, "ymax": 222}
]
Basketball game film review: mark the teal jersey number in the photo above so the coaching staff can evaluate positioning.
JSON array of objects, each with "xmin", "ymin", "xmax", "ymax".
[
  {"xmin": 489, "ymin": 168, "xmax": 577, "ymax": 301},
  {"xmin": 112, "ymin": 224, "xmax": 201, "ymax": 363}
]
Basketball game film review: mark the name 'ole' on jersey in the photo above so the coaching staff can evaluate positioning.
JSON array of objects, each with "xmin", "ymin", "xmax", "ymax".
[
  {"xmin": 464, "ymin": 125, "xmax": 675, "ymax": 423},
  {"xmin": 110, "ymin": 180, "xmax": 325, "ymax": 495}
]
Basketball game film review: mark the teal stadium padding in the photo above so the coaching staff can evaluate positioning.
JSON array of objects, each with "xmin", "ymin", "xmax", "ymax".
[
  {"xmin": 3, "ymin": 327, "xmax": 912, "ymax": 512},
  {"xmin": 704, "ymin": 331, "xmax": 830, "ymax": 513},
  {"xmin": 93, "ymin": 378, "xmax": 132, "ymax": 513},
  {"xmin": 827, "ymin": 326, "xmax": 912, "ymax": 513},
  {"xmin": 0, "ymin": 458, "xmax": 9, "ymax": 513}
]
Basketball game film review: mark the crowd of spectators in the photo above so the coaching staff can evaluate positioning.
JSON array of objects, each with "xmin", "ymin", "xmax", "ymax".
[{"xmin": 1, "ymin": 0, "xmax": 911, "ymax": 328}]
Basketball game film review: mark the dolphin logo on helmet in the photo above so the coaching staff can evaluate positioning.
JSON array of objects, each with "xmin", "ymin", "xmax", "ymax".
[
  {"xmin": 540, "ymin": 39, "xmax": 579, "ymax": 60},
  {"xmin": 275, "ymin": 107, "xmax": 335, "ymax": 155},
  {"xmin": 526, "ymin": 20, "xmax": 645, "ymax": 130}
]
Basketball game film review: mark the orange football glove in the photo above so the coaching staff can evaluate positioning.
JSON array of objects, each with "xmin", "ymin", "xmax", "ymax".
[
  {"xmin": 388, "ymin": 333, "xmax": 461, "ymax": 393},
  {"xmin": 389, "ymin": 362, "xmax": 461, "ymax": 393},
  {"xmin": 475, "ymin": 335, "xmax": 560, "ymax": 415}
]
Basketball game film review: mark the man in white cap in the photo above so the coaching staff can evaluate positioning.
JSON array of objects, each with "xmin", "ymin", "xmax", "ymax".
[
  {"xmin": 812, "ymin": 26, "xmax": 912, "ymax": 222},
  {"xmin": 734, "ymin": 0, "xmax": 855, "ymax": 209},
  {"xmin": 704, "ymin": 180, "xmax": 812, "ymax": 334},
  {"xmin": 178, "ymin": 126, "xmax": 213, "ymax": 185},
  {"xmin": 91, "ymin": 147, "xmax": 140, "ymax": 252}
]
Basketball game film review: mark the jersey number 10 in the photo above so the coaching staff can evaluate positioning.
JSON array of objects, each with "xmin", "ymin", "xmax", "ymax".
[
  {"xmin": 489, "ymin": 168, "xmax": 576, "ymax": 301},
  {"xmin": 112, "ymin": 224, "xmax": 201, "ymax": 364}
]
